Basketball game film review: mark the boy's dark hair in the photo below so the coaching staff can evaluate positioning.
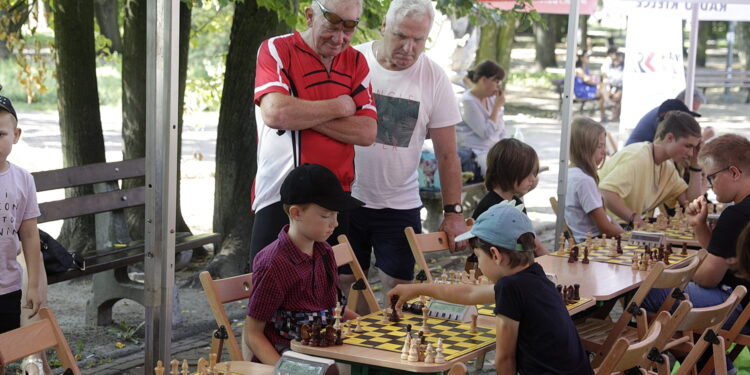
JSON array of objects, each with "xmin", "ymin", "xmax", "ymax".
[
  {"xmin": 469, "ymin": 233, "xmax": 535, "ymax": 268},
  {"xmin": 484, "ymin": 138, "xmax": 539, "ymax": 192},
  {"xmin": 654, "ymin": 111, "xmax": 701, "ymax": 142},
  {"xmin": 282, "ymin": 203, "xmax": 312, "ymax": 217}
]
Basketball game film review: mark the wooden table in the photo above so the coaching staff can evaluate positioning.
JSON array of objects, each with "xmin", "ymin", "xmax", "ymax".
[
  {"xmin": 213, "ymin": 361, "xmax": 274, "ymax": 375},
  {"xmin": 291, "ymin": 315, "xmax": 496, "ymax": 374},
  {"xmin": 537, "ymin": 255, "xmax": 648, "ymax": 301}
]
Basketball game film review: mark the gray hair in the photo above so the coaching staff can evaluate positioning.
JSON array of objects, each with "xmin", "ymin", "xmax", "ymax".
[
  {"xmin": 676, "ymin": 88, "xmax": 707, "ymax": 105},
  {"xmin": 312, "ymin": 0, "xmax": 363, "ymax": 16},
  {"xmin": 385, "ymin": 0, "xmax": 434, "ymax": 26}
]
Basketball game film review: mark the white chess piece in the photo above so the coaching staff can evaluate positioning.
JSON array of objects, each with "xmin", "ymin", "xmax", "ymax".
[
  {"xmin": 400, "ymin": 334, "xmax": 411, "ymax": 360},
  {"xmin": 435, "ymin": 338, "xmax": 446, "ymax": 364}
]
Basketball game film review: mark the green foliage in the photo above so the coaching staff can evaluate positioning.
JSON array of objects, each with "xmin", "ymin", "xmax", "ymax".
[
  {"xmin": 507, "ymin": 71, "xmax": 563, "ymax": 89},
  {"xmin": 108, "ymin": 320, "xmax": 145, "ymax": 345}
]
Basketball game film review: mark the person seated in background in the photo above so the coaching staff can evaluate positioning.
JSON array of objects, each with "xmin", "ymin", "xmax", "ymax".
[
  {"xmin": 574, "ymin": 52, "xmax": 606, "ymax": 122},
  {"xmin": 565, "ymin": 117, "xmax": 624, "ymax": 243},
  {"xmin": 598, "ymin": 112, "xmax": 704, "ymax": 227},
  {"xmin": 244, "ymin": 164, "xmax": 362, "ymax": 364},
  {"xmin": 602, "ymin": 52, "xmax": 624, "ymax": 122},
  {"xmin": 626, "ymin": 89, "xmax": 710, "ymax": 145},
  {"xmin": 388, "ymin": 202, "xmax": 593, "ymax": 375},
  {"xmin": 455, "ymin": 60, "xmax": 507, "ymax": 177},
  {"xmin": 644, "ymin": 134, "xmax": 750, "ymax": 333}
]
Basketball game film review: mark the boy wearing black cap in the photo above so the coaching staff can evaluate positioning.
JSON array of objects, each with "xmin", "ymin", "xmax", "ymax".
[
  {"xmin": 0, "ymin": 93, "xmax": 42, "ymax": 339},
  {"xmin": 244, "ymin": 164, "xmax": 363, "ymax": 364},
  {"xmin": 388, "ymin": 201, "xmax": 592, "ymax": 374}
]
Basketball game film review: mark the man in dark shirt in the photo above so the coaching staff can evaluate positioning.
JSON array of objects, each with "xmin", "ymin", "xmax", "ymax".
[{"xmin": 626, "ymin": 89, "xmax": 705, "ymax": 145}]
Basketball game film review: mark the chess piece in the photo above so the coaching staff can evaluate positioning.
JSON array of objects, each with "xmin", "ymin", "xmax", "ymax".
[
  {"xmin": 197, "ymin": 358, "xmax": 207, "ymax": 375},
  {"xmin": 573, "ymin": 284, "xmax": 580, "ymax": 301},
  {"xmin": 469, "ymin": 269, "xmax": 476, "ymax": 282},
  {"xmin": 155, "ymin": 361, "xmax": 165, "ymax": 375},
  {"xmin": 556, "ymin": 284, "xmax": 563, "ymax": 299},
  {"xmin": 323, "ymin": 326, "xmax": 336, "ymax": 347},
  {"xmin": 381, "ymin": 309, "xmax": 388, "ymax": 323},
  {"xmin": 435, "ymin": 338, "xmax": 446, "ymax": 363},
  {"xmin": 401, "ymin": 333, "xmax": 411, "ymax": 360},
  {"xmin": 632, "ymin": 255, "xmax": 639, "ymax": 270},
  {"xmin": 209, "ymin": 353, "xmax": 217, "ymax": 373},
  {"xmin": 334, "ymin": 301, "xmax": 342, "ymax": 330},
  {"xmin": 421, "ymin": 306, "xmax": 431, "ymax": 333},
  {"xmin": 567, "ymin": 245, "xmax": 577, "ymax": 263},
  {"xmin": 425, "ymin": 343, "xmax": 435, "ymax": 363},
  {"xmin": 582, "ymin": 246, "xmax": 589, "ymax": 264},
  {"xmin": 449, "ymin": 270, "xmax": 456, "ymax": 283},
  {"xmin": 311, "ymin": 320, "xmax": 322, "ymax": 346},
  {"xmin": 389, "ymin": 295, "xmax": 401, "ymax": 323},
  {"xmin": 558, "ymin": 233, "xmax": 566, "ymax": 253},
  {"xmin": 616, "ymin": 235, "xmax": 623, "ymax": 254},
  {"xmin": 663, "ymin": 250, "xmax": 671, "ymax": 266},
  {"xmin": 182, "ymin": 360, "xmax": 189, "ymax": 375},
  {"xmin": 354, "ymin": 317, "xmax": 365, "ymax": 333},
  {"xmin": 335, "ymin": 328, "xmax": 343, "ymax": 345},
  {"xmin": 601, "ymin": 233, "xmax": 608, "ymax": 249},
  {"xmin": 298, "ymin": 323, "xmax": 311, "ymax": 344},
  {"xmin": 170, "ymin": 359, "xmax": 180, "ymax": 375},
  {"xmin": 681, "ymin": 242, "xmax": 688, "ymax": 256},
  {"xmin": 607, "ymin": 241, "xmax": 618, "ymax": 257},
  {"xmin": 470, "ymin": 314, "xmax": 478, "ymax": 334},
  {"xmin": 586, "ymin": 232, "xmax": 593, "ymax": 247},
  {"xmin": 408, "ymin": 337, "xmax": 419, "ymax": 362}
]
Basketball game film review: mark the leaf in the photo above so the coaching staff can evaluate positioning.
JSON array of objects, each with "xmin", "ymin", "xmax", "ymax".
[{"xmin": 115, "ymin": 342, "xmax": 126, "ymax": 349}]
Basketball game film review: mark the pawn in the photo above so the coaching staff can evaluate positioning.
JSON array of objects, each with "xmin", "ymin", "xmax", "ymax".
[
  {"xmin": 558, "ymin": 233, "xmax": 566, "ymax": 253},
  {"xmin": 681, "ymin": 242, "xmax": 688, "ymax": 256},
  {"xmin": 381, "ymin": 309, "xmax": 388, "ymax": 323},
  {"xmin": 424, "ymin": 343, "xmax": 435, "ymax": 363},
  {"xmin": 435, "ymin": 338, "xmax": 446, "ymax": 364},
  {"xmin": 400, "ymin": 334, "xmax": 411, "ymax": 360},
  {"xmin": 354, "ymin": 317, "xmax": 365, "ymax": 333},
  {"xmin": 181, "ymin": 360, "xmax": 189, "ymax": 375},
  {"xmin": 631, "ymin": 254, "xmax": 639, "ymax": 270},
  {"xmin": 197, "ymin": 358, "xmax": 207, "ymax": 375},
  {"xmin": 155, "ymin": 361, "xmax": 165, "ymax": 375},
  {"xmin": 209, "ymin": 353, "xmax": 217, "ymax": 373},
  {"xmin": 582, "ymin": 246, "xmax": 590, "ymax": 264},
  {"xmin": 170, "ymin": 360, "xmax": 180, "ymax": 375},
  {"xmin": 408, "ymin": 337, "xmax": 420, "ymax": 362},
  {"xmin": 470, "ymin": 313, "xmax": 478, "ymax": 334}
]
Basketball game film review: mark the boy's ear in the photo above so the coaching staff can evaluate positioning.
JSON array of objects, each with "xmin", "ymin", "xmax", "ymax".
[
  {"xmin": 13, "ymin": 127, "xmax": 21, "ymax": 144},
  {"xmin": 289, "ymin": 204, "xmax": 303, "ymax": 220},
  {"xmin": 489, "ymin": 246, "xmax": 503, "ymax": 264}
]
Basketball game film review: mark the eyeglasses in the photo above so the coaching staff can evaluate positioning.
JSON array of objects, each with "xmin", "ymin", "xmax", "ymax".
[
  {"xmin": 706, "ymin": 166, "xmax": 732, "ymax": 186},
  {"xmin": 315, "ymin": 0, "xmax": 359, "ymax": 29}
]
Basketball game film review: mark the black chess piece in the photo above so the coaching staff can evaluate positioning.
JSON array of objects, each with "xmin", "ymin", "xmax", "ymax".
[
  {"xmin": 335, "ymin": 329, "xmax": 343, "ymax": 345},
  {"xmin": 415, "ymin": 270, "xmax": 428, "ymax": 283},
  {"xmin": 616, "ymin": 235, "xmax": 623, "ymax": 254},
  {"xmin": 573, "ymin": 284, "xmax": 580, "ymax": 301},
  {"xmin": 582, "ymin": 246, "xmax": 590, "ymax": 264},
  {"xmin": 389, "ymin": 295, "xmax": 401, "ymax": 323}
]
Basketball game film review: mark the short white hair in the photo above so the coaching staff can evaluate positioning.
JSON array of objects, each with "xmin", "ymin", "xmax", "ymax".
[
  {"xmin": 313, "ymin": 0, "xmax": 364, "ymax": 16},
  {"xmin": 385, "ymin": 0, "xmax": 434, "ymax": 26}
]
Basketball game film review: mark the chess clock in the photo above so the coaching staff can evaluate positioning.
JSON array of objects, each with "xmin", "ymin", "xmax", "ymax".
[
  {"xmin": 629, "ymin": 231, "xmax": 666, "ymax": 248},
  {"xmin": 274, "ymin": 351, "xmax": 339, "ymax": 375},
  {"xmin": 427, "ymin": 299, "xmax": 478, "ymax": 322}
]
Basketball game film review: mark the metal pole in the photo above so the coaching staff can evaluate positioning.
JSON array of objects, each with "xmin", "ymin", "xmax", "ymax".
[
  {"xmin": 144, "ymin": 0, "xmax": 179, "ymax": 373},
  {"xmin": 554, "ymin": 0, "xmax": 580, "ymax": 250},
  {"xmin": 685, "ymin": 6, "xmax": 699, "ymax": 110},
  {"xmin": 725, "ymin": 21, "xmax": 736, "ymax": 99}
]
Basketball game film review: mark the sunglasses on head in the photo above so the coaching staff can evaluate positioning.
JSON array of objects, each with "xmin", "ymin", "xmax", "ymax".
[{"xmin": 315, "ymin": 0, "xmax": 359, "ymax": 29}]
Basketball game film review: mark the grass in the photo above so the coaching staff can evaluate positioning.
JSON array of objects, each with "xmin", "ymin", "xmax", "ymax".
[{"xmin": 508, "ymin": 70, "xmax": 564, "ymax": 89}]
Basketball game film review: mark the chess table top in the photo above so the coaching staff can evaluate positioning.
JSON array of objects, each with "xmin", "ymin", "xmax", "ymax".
[{"xmin": 550, "ymin": 238, "xmax": 695, "ymax": 267}]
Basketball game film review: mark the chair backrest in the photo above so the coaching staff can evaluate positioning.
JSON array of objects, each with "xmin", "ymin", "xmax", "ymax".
[
  {"xmin": 405, "ymin": 218, "xmax": 474, "ymax": 283},
  {"xmin": 0, "ymin": 308, "xmax": 81, "ymax": 375},
  {"xmin": 199, "ymin": 271, "xmax": 253, "ymax": 361},
  {"xmin": 447, "ymin": 362, "xmax": 468, "ymax": 375},
  {"xmin": 595, "ymin": 315, "xmax": 664, "ymax": 374},
  {"xmin": 549, "ymin": 197, "xmax": 576, "ymax": 245},
  {"xmin": 674, "ymin": 286, "xmax": 747, "ymax": 375},
  {"xmin": 592, "ymin": 252, "xmax": 706, "ymax": 366},
  {"xmin": 334, "ymin": 235, "xmax": 381, "ymax": 314}
]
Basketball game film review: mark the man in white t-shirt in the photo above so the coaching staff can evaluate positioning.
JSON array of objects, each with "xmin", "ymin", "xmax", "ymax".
[{"xmin": 343, "ymin": 0, "xmax": 467, "ymax": 297}]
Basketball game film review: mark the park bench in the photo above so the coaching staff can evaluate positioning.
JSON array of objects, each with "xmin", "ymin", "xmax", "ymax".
[
  {"xmin": 694, "ymin": 69, "xmax": 750, "ymax": 103},
  {"xmin": 33, "ymin": 158, "xmax": 222, "ymax": 325},
  {"xmin": 552, "ymin": 79, "xmax": 599, "ymax": 113}
]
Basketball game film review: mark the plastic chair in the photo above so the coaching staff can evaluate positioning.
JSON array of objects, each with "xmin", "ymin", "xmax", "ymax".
[{"xmin": 0, "ymin": 307, "xmax": 80, "ymax": 375}]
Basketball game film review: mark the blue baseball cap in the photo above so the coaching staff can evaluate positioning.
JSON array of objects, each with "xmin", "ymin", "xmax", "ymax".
[{"xmin": 455, "ymin": 201, "xmax": 535, "ymax": 251}]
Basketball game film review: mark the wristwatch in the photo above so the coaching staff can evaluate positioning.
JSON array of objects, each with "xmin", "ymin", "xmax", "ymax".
[{"xmin": 443, "ymin": 203, "xmax": 463, "ymax": 214}]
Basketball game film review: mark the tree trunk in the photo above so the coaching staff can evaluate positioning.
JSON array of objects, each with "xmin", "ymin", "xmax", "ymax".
[
  {"xmin": 52, "ymin": 0, "xmax": 106, "ymax": 252},
  {"xmin": 0, "ymin": 2, "xmax": 31, "ymax": 60},
  {"xmin": 121, "ymin": 0, "xmax": 196, "ymax": 255},
  {"xmin": 94, "ymin": 0, "xmax": 123, "ymax": 54},
  {"xmin": 533, "ymin": 14, "xmax": 557, "ymax": 70},
  {"xmin": 208, "ymin": 0, "xmax": 290, "ymax": 277},
  {"xmin": 580, "ymin": 15, "xmax": 589, "ymax": 53},
  {"xmin": 476, "ymin": 15, "xmax": 518, "ymax": 80},
  {"xmin": 697, "ymin": 21, "xmax": 710, "ymax": 68}
]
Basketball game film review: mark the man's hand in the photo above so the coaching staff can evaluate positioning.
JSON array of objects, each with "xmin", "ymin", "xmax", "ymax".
[
  {"xmin": 337, "ymin": 95, "xmax": 356, "ymax": 118},
  {"xmin": 25, "ymin": 287, "xmax": 41, "ymax": 319},
  {"xmin": 440, "ymin": 213, "xmax": 468, "ymax": 252},
  {"xmin": 686, "ymin": 195, "xmax": 708, "ymax": 228}
]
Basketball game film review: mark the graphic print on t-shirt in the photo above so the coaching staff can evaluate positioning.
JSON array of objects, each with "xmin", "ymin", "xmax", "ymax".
[
  {"xmin": 0, "ymin": 191, "xmax": 18, "ymax": 237},
  {"xmin": 374, "ymin": 94, "xmax": 419, "ymax": 148}
]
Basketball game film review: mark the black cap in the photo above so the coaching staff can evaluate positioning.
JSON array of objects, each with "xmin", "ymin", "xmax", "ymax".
[
  {"xmin": 0, "ymin": 85, "xmax": 17, "ymax": 122},
  {"xmin": 658, "ymin": 99, "xmax": 701, "ymax": 120},
  {"xmin": 280, "ymin": 164, "xmax": 364, "ymax": 212}
]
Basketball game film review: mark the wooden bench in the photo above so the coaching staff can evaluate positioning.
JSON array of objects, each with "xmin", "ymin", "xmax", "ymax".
[
  {"xmin": 694, "ymin": 69, "xmax": 750, "ymax": 103},
  {"xmin": 33, "ymin": 158, "xmax": 221, "ymax": 325}
]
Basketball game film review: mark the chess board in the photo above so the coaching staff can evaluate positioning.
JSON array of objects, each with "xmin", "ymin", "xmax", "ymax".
[
  {"xmin": 551, "ymin": 240, "xmax": 694, "ymax": 266},
  {"xmin": 343, "ymin": 311, "xmax": 496, "ymax": 360},
  {"xmin": 407, "ymin": 297, "xmax": 593, "ymax": 317}
]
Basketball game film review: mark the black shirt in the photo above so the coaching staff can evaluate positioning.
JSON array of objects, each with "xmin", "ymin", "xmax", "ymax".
[
  {"xmin": 494, "ymin": 263, "xmax": 593, "ymax": 375},
  {"xmin": 473, "ymin": 190, "xmax": 526, "ymax": 219},
  {"xmin": 708, "ymin": 195, "xmax": 750, "ymax": 295}
]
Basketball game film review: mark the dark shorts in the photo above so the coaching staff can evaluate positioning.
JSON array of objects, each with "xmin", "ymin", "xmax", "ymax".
[
  {"xmin": 345, "ymin": 206, "xmax": 422, "ymax": 280},
  {"xmin": 249, "ymin": 201, "xmax": 350, "ymax": 271},
  {"xmin": 0, "ymin": 289, "xmax": 22, "ymax": 334}
]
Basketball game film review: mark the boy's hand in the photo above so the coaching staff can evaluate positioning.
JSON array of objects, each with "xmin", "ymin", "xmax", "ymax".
[
  {"xmin": 25, "ymin": 287, "xmax": 42, "ymax": 319},
  {"xmin": 386, "ymin": 284, "xmax": 419, "ymax": 311},
  {"xmin": 686, "ymin": 196, "xmax": 708, "ymax": 228}
]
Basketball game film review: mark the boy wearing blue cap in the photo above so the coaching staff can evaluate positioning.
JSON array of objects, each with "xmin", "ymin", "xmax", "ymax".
[{"xmin": 388, "ymin": 201, "xmax": 592, "ymax": 374}]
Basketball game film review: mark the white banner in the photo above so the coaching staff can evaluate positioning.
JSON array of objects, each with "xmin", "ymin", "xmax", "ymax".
[
  {"xmin": 606, "ymin": 0, "xmax": 750, "ymax": 21},
  {"xmin": 620, "ymin": 12, "xmax": 686, "ymax": 133}
]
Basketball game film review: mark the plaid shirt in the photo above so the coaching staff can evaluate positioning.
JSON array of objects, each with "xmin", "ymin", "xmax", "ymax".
[{"xmin": 247, "ymin": 225, "xmax": 340, "ymax": 349}]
